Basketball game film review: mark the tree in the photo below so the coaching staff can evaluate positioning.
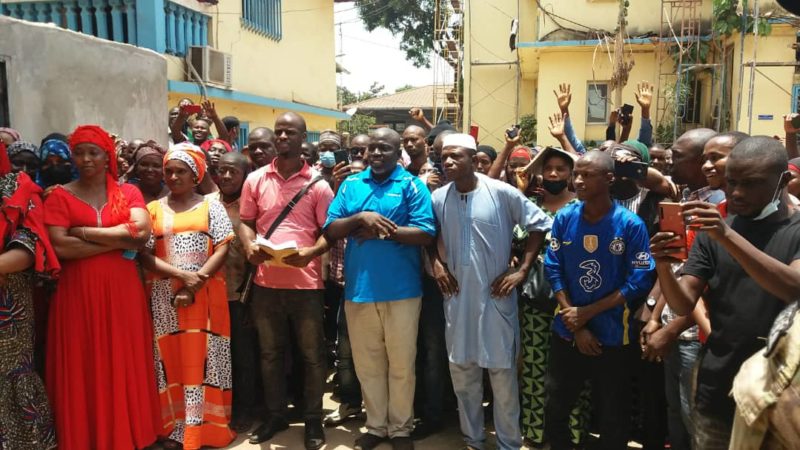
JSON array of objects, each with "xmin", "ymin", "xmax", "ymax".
[
  {"xmin": 395, "ymin": 84, "xmax": 415, "ymax": 93},
  {"xmin": 338, "ymin": 82, "xmax": 387, "ymax": 107},
  {"xmin": 356, "ymin": 0, "xmax": 435, "ymax": 68},
  {"xmin": 338, "ymin": 114, "xmax": 376, "ymax": 136}
]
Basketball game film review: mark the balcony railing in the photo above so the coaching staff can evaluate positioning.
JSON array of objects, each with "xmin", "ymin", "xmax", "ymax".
[{"xmin": 1, "ymin": 0, "xmax": 209, "ymax": 57}]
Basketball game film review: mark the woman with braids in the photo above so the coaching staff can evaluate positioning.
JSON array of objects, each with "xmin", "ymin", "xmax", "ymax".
[
  {"xmin": 44, "ymin": 125, "xmax": 161, "ymax": 450},
  {"xmin": 0, "ymin": 142, "xmax": 58, "ymax": 449}
]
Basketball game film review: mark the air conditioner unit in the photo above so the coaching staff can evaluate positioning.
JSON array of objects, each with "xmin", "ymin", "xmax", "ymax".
[{"xmin": 186, "ymin": 46, "xmax": 232, "ymax": 88}]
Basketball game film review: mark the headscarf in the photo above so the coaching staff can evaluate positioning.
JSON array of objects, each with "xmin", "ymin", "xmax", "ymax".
[
  {"xmin": 166, "ymin": 142, "xmax": 207, "ymax": 181},
  {"xmin": 789, "ymin": 157, "xmax": 800, "ymax": 174},
  {"xmin": 0, "ymin": 143, "xmax": 11, "ymax": 177},
  {"xmin": 40, "ymin": 133, "xmax": 67, "ymax": 147},
  {"xmin": 510, "ymin": 147, "xmax": 532, "ymax": 161},
  {"xmin": 0, "ymin": 142, "xmax": 59, "ymax": 278},
  {"xmin": 200, "ymin": 138, "xmax": 232, "ymax": 154},
  {"xmin": 6, "ymin": 140, "xmax": 38, "ymax": 158},
  {"xmin": 426, "ymin": 120, "xmax": 457, "ymax": 146},
  {"xmin": 68, "ymin": 125, "xmax": 129, "ymax": 225},
  {"xmin": 38, "ymin": 139, "xmax": 71, "ymax": 162},
  {"xmin": 623, "ymin": 140, "xmax": 651, "ymax": 164},
  {"xmin": 0, "ymin": 127, "xmax": 20, "ymax": 142},
  {"xmin": 477, "ymin": 145, "xmax": 497, "ymax": 162}
]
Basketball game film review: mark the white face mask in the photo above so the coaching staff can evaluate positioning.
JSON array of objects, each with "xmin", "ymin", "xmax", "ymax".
[{"xmin": 752, "ymin": 172, "xmax": 787, "ymax": 221}]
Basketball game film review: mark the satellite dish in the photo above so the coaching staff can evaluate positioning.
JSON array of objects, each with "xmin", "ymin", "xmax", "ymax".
[
  {"xmin": 345, "ymin": 107, "xmax": 358, "ymax": 116},
  {"xmin": 777, "ymin": 0, "xmax": 800, "ymax": 15}
]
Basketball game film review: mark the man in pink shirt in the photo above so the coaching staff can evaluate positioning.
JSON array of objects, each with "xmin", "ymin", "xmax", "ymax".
[{"xmin": 239, "ymin": 112, "xmax": 334, "ymax": 450}]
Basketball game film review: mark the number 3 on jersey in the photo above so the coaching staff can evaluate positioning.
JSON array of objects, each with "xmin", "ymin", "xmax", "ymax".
[{"xmin": 579, "ymin": 260, "xmax": 602, "ymax": 292}]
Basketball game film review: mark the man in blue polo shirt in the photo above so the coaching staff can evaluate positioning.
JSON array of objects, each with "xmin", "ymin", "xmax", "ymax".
[
  {"xmin": 324, "ymin": 127, "xmax": 436, "ymax": 450},
  {"xmin": 543, "ymin": 150, "xmax": 655, "ymax": 450}
]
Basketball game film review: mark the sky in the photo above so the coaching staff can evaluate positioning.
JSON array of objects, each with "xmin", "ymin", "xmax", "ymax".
[{"xmin": 334, "ymin": 3, "xmax": 438, "ymax": 94}]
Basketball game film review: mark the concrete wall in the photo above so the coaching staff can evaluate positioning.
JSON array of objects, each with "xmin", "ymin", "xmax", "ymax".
[
  {"xmin": 0, "ymin": 16, "xmax": 167, "ymax": 143},
  {"xmin": 727, "ymin": 24, "xmax": 797, "ymax": 136},
  {"xmin": 535, "ymin": 47, "xmax": 661, "ymax": 145},
  {"xmin": 463, "ymin": 0, "xmax": 522, "ymax": 149},
  {"xmin": 167, "ymin": 92, "xmax": 337, "ymax": 138},
  {"xmin": 534, "ymin": 0, "xmax": 713, "ymax": 40},
  {"xmin": 165, "ymin": 0, "xmax": 337, "ymax": 112}
]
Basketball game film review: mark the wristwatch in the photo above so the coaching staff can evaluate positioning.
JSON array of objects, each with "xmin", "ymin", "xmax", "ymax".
[{"xmin": 646, "ymin": 297, "xmax": 658, "ymax": 311}]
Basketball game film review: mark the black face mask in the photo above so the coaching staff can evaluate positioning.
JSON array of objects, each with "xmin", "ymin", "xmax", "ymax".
[
  {"xmin": 542, "ymin": 179, "xmax": 568, "ymax": 195},
  {"xmin": 41, "ymin": 165, "xmax": 73, "ymax": 186}
]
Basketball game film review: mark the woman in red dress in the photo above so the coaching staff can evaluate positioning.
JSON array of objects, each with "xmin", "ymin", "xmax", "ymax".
[{"xmin": 44, "ymin": 125, "xmax": 161, "ymax": 450}]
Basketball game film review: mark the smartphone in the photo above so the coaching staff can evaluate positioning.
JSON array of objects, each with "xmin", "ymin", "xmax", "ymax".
[
  {"xmin": 333, "ymin": 149, "xmax": 349, "ymax": 165},
  {"xmin": 614, "ymin": 160, "xmax": 648, "ymax": 180},
  {"xmin": 181, "ymin": 104, "xmax": 202, "ymax": 115},
  {"xmin": 658, "ymin": 202, "xmax": 688, "ymax": 260},
  {"xmin": 506, "ymin": 125, "xmax": 521, "ymax": 139},
  {"xmin": 792, "ymin": 115, "xmax": 800, "ymax": 130},
  {"xmin": 621, "ymin": 103, "xmax": 634, "ymax": 116}
]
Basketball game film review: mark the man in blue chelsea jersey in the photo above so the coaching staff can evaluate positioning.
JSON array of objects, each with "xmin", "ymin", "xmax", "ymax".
[{"xmin": 543, "ymin": 150, "xmax": 655, "ymax": 450}]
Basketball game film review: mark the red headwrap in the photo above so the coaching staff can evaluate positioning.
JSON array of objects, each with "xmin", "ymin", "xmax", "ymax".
[
  {"xmin": 0, "ymin": 142, "xmax": 11, "ymax": 176},
  {"xmin": 790, "ymin": 163, "xmax": 800, "ymax": 173},
  {"xmin": 510, "ymin": 147, "xmax": 532, "ymax": 161},
  {"xmin": 68, "ymin": 125, "xmax": 129, "ymax": 225},
  {"xmin": 166, "ymin": 143, "xmax": 208, "ymax": 181},
  {"xmin": 200, "ymin": 139, "xmax": 232, "ymax": 154}
]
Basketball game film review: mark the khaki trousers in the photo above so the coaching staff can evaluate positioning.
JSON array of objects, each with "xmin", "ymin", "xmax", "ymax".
[{"xmin": 345, "ymin": 297, "xmax": 421, "ymax": 438}]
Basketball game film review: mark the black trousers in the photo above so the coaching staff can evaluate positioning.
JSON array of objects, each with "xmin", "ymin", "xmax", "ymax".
[
  {"xmin": 229, "ymin": 301, "xmax": 262, "ymax": 419},
  {"xmin": 545, "ymin": 333, "xmax": 634, "ymax": 450},
  {"xmin": 250, "ymin": 286, "xmax": 325, "ymax": 421}
]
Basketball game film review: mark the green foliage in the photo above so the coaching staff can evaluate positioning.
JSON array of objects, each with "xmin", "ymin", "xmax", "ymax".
[
  {"xmin": 713, "ymin": 0, "xmax": 772, "ymax": 37},
  {"xmin": 338, "ymin": 82, "xmax": 387, "ymax": 106},
  {"xmin": 356, "ymin": 0, "xmax": 435, "ymax": 68},
  {"xmin": 654, "ymin": 81, "xmax": 692, "ymax": 144},
  {"xmin": 519, "ymin": 114, "xmax": 537, "ymax": 146},
  {"xmin": 395, "ymin": 84, "xmax": 415, "ymax": 93},
  {"xmin": 338, "ymin": 113, "xmax": 376, "ymax": 136}
]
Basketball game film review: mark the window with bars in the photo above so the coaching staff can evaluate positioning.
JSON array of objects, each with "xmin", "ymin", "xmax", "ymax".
[
  {"xmin": 237, "ymin": 122, "xmax": 249, "ymax": 151},
  {"xmin": 587, "ymin": 83, "xmax": 609, "ymax": 124},
  {"xmin": 241, "ymin": 0, "xmax": 282, "ymax": 41}
]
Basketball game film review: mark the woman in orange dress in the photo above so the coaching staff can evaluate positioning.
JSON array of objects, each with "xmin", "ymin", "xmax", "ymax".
[
  {"xmin": 139, "ymin": 143, "xmax": 235, "ymax": 450},
  {"xmin": 44, "ymin": 125, "xmax": 161, "ymax": 450}
]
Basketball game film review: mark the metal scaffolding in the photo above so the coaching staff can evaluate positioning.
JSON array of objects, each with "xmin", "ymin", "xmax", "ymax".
[{"xmin": 433, "ymin": 0, "xmax": 463, "ymax": 127}]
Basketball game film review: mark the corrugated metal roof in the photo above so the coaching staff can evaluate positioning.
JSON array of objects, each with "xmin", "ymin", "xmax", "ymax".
[{"xmin": 344, "ymin": 85, "xmax": 456, "ymax": 110}]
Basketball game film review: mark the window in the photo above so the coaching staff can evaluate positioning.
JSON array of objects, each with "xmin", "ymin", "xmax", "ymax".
[
  {"xmin": 586, "ymin": 83, "xmax": 609, "ymax": 124},
  {"xmin": 237, "ymin": 122, "xmax": 249, "ymax": 151},
  {"xmin": 306, "ymin": 131, "xmax": 320, "ymax": 143},
  {"xmin": 0, "ymin": 60, "xmax": 8, "ymax": 127},
  {"xmin": 241, "ymin": 0, "xmax": 282, "ymax": 41}
]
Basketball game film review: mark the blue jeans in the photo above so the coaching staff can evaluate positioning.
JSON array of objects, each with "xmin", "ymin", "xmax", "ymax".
[
  {"xmin": 414, "ymin": 275, "xmax": 449, "ymax": 424},
  {"xmin": 664, "ymin": 339, "xmax": 701, "ymax": 450},
  {"xmin": 449, "ymin": 361, "xmax": 522, "ymax": 450},
  {"xmin": 335, "ymin": 297, "xmax": 362, "ymax": 406}
]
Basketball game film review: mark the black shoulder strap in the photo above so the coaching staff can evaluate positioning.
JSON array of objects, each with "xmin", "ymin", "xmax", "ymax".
[{"xmin": 263, "ymin": 175, "xmax": 325, "ymax": 240}]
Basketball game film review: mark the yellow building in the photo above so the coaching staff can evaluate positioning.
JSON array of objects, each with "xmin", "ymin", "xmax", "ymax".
[
  {"xmin": 457, "ymin": 0, "xmax": 799, "ymax": 149},
  {"xmin": 2, "ymin": 0, "xmax": 347, "ymax": 145}
]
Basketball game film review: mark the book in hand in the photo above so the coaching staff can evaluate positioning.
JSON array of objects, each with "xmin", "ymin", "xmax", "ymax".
[{"xmin": 253, "ymin": 236, "xmax": 299, "ymax": 268}]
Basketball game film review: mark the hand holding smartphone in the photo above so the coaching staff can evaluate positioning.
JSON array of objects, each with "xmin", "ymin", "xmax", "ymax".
[
  {"xmin": 181, "ymin": 104, "xmax": 202, "ymax": 116},
  {"xmin": 658, "ymin": 202, "xmax": 688, "ymax": 260}
]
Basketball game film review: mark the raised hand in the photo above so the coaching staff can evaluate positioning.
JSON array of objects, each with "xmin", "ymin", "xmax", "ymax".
[
  {"xmin": 201, "ymin": 99, "xmax": 218, "ymax": 119},
  {"xmin": 635, "ymin": 81, "xmax": 653, "ymax": 112},
  {"xmin": 549, "ymin": 112, "xmax": 567, "ymax": 139},
  {"xmin": 784, "ymin": 114, "xmax": 800, "ymax": 134},
  {"xmin": 553, "ymin": 83, "xmax": 572, "ymax": 113}
]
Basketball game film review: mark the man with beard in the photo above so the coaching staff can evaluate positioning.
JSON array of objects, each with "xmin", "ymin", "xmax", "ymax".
[
  {"xmin": 245, "ymin": 127, "xmax": 277, "ymax": 169},
  {"xmin": 651, "ymin": 136, "xmax": 800, "ymax": 449},
  {"xmin": 239, "ymin": 112, "xmax": 333, "ymax": 450}
]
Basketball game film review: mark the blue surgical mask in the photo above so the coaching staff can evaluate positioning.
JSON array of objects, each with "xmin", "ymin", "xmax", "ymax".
[
  {"xmin": 319, "ymin": 151, "xmax": 335, "ymax": 168},
  {"xmin": 752, "ymin": 172, "xmax": 787, "ymax": 221}
]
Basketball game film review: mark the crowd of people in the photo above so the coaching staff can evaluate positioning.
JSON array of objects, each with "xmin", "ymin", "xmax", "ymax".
[{"xmin": 0, "ymin": 82, "xmax": 799, "ymax": 450}]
